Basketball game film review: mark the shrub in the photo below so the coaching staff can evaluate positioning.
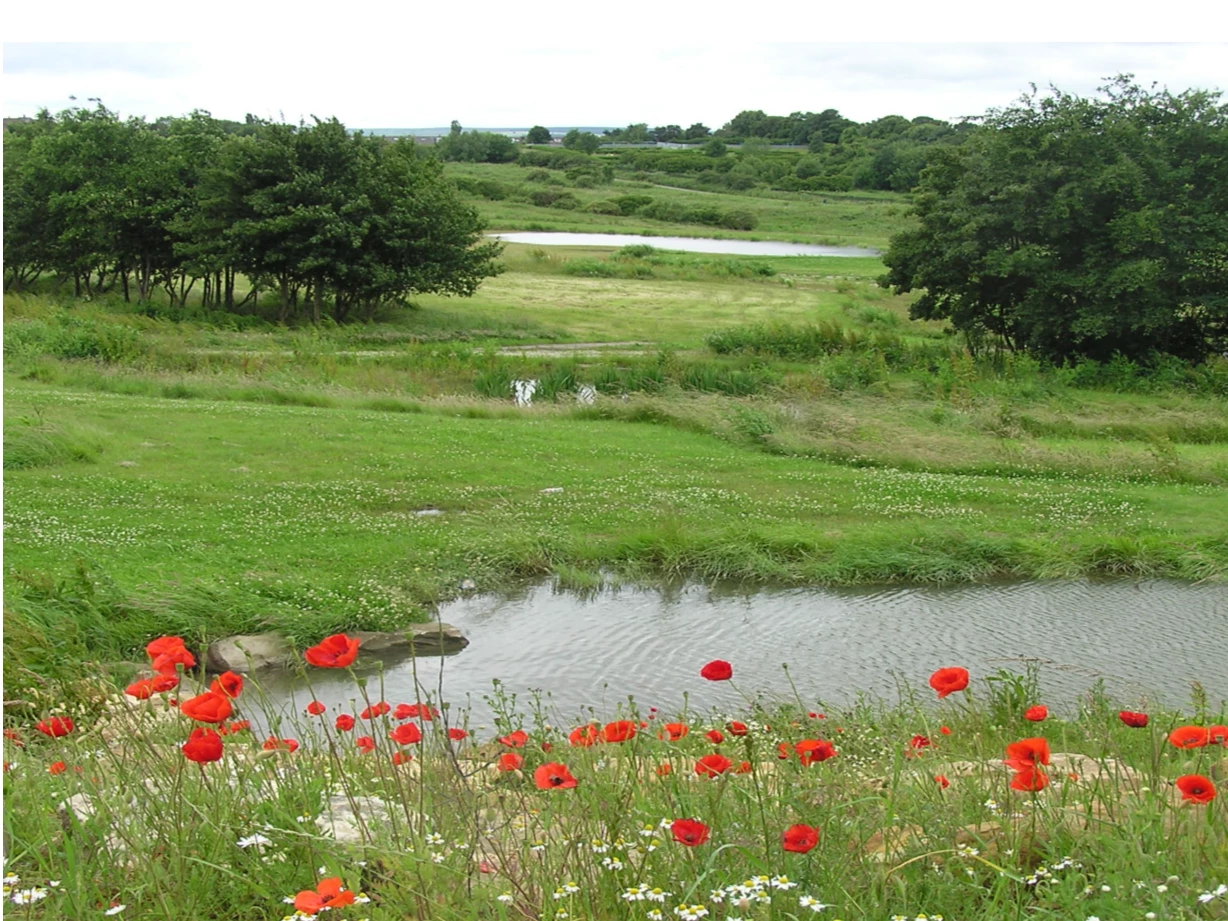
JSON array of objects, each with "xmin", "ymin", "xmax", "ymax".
[{"xmin": 585, "ymin": 200, "xmax": 623, "ymax": 215}]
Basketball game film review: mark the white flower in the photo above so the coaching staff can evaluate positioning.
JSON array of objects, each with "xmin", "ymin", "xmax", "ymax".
[
  {"xmin": 647, "ymin": 911, "xmax": 664, "ymax": 921},
  {"xmin": 496, "ymin": 893, "xmax": 514, "ymax": 904},
  {"xmin": 2, "ymin": 875, "xmax": 19, "ymax": 886},
  {"xmin": 425, "ymin": 832, "xmax": 445, "ymax": 845},
  {"xmin": 601, "ymin": 857, "xmax": 625, "ymax": 871},
  {"xmin": 771, "ymin": 876, "xmax": 798, "ymax": 890},
  {"xmin": 354, "ymin": 893, "xmax": 371, "ymax": 904},
  {"xmin": 11, "ymin": 888, "xmax": 49, "ymax": 905},
  {"xmin": 1198, "ymin": 884, "xmax": 1228, "ymax": 904},
  {"xmin": 1156, "ymin": 885, "xmax": 1168, "ymax": 893},
  {"xmin": 430, "ymin": 852, "xmax": 446, "ymax": 864},
  {"xmin": 237, "ymin": 834, "xmax": 273, "ymax": 849},
  {"xmin": 562, "ymin": 882, "xmax": 580, "ymax": 895},
  {"xmin": 798, "ymin": 894, "xmax": 829, "ymax": 911},
  {"xmin": 590, "ymin": 839, "xmax": 609, "ymax": 854},
  {"xmin": 646, "ymin": 888, "xmax": 670, "ymax": 903},
  {"xmin": 104, "ymin": 906, "xmax": 126, "ymax": 916}
]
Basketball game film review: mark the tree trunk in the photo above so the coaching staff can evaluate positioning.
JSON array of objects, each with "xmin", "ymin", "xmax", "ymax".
[{"xmin": 312, "ymin": 279, "xmax": 323, "ymax": 325}]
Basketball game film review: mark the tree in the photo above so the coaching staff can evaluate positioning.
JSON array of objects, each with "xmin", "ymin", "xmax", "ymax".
[
  {"xmin": 561, "ymin": 129, "xmax": 600, "ymax": 154},
  {"xmin": 683, "ymin": 123, "xmax": 711, "ymax": 140},
  {"xmin": 702, "ymin": 138, "xmax": 727, "ymax": 158},
  {"xmin": 880, "ymin": 78, "xmax": 1228, "ymax": 363},
  {"xmin": 525, "ymin": 125, "xmax": 552, "ymax": 144}
]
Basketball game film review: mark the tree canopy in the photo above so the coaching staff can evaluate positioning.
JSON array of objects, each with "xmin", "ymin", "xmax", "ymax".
[
  {"xmin": 880, "ymin": 78, "xmax": 1228, "ymax": 364},
  {"xmin": 4, "ymin": 106, "xmax": 503, "ymax": 322}
]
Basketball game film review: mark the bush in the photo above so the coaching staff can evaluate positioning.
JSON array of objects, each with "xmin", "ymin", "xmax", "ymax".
[
  {"xmin": 560, "ymin": 259, "xmax": 617, "ymax": 278},
  {"xmin": 585, "ymin": 200, "xmax": 623, "ymax": 215},
  {"xmin": 612, "ymin": 195, "xmax": 654, "ymax": 216}
]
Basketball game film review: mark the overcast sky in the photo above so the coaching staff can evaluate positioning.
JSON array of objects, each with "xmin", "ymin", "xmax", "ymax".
[{"xmin": 4, "ymin": 36, "xmax": 1226, "ymax": 130}]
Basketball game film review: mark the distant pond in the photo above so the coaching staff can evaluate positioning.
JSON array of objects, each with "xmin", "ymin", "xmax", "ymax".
[
  {"xmin": 256, "ymin": 580, "xmax": 1228, "ymax": 730},
  {"xmin": 492, "ymin": 231, "xmax": 879, "ymax": 258}
]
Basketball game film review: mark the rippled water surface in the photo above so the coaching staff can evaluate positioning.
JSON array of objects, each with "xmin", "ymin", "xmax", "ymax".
[
  {"xmin": 492, "ymin": 231, "xmax": 879, "ymax": 258},
  {"xmin": 258, "ymin": 580, "xmax": 1228, "ymax": 728}
]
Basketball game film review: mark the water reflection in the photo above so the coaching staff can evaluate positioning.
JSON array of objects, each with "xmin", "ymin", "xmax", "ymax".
[{"xmin": 492, "ymin": 231, "xmax": 879, "ymax": 258}]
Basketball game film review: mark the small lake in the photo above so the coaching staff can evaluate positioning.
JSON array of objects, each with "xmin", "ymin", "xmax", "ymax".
[
  {"xmin": 492, "ymin": 231, "xmax": 879, "ymax": 258},
  {"xmin": 255, "ymin": 580, "xmax": 1228, "ymax": 730}
]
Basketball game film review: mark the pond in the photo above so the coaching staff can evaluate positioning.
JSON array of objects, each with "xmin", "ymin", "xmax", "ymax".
[
  {"xmin": 491, "ymin": 231, "xmax": 879, "ymax": 258},
  {"xmin": 255, "ymin": 579, "xmax": 1228, "ymax": 730}
]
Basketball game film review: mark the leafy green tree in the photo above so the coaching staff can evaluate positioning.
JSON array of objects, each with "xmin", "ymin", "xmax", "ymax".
[
  {"xmin": 562, "ymin": 129, "xmax": 600, "ymax": 154},
  {"xmin": 703, "ymin": 138, "xmax": 727, "ymax": 158},
  {"xmin": 683, "ymin": 123, "xmax": 711, "ymax": 140},
  {"xmin": 525, "ymin": 125, "xmax": 552, "ymax": 144},
  {"xmin": 880, "ymin": 78, "xmax": 1228, "ymax": 363}
]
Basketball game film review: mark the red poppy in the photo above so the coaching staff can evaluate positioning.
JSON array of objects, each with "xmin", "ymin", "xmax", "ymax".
[
  {"xmin": 303, "ymin": 633, "xmax": 360, "ymax": 668},
  {"xmin": 695, "ymin": 754, "xmax": 733, "ymax": 777},
  {"xmin": 700, "ymin": 660, "xmax": 733, "ymax": 681},
  {"xmin": 1175, "ymin": 774, "xmax": 1216, "ymax": 804},
  {"xmin": 146, "ymin": 635, "xmax": 187, "ymax": 660},
  {"xmin": 940, "ymin": 725, "xmax": 952, "ymax": 735},
  {"xmin": 908, "ymin": 734, "xmax": 932, "ymax": 752},
  {"xmin": 178, "ymin": 691, "xmax": 233, "ymax": 724},
  {"xmin": 448, "ymin": 728, "xmax": 468, "ymax": 741},
  {"xmin": 929, "ymin": 667, "xmax": 970, "ymax": 699},
  {"xmin": 498, "ymin": 729, "xmax": 528, "ymax": 748},
  {"xmin": 1024, "ymin": 705, "xmax": 1048, "ymax": 722},
  {"xmin": 795, "ymin": 739, "xmax": 837, "ymax": 765},
  {"xmin": 934, "ymin": 774, "xmax": 950, "ymax": 788},
  {"xmin": 659, "ymin": 722, "xmax": 689, "ymax": 741},
  {"xmin": 1004, "ymin": 737, "xmax": 1051, "ymax": 772},
  {"xmin": 393, "ymin": 702, "xmax": 438, "ymax": 720},
  {"xmin": 125, "ymin": 679, "xmax": 158, "ymax": 700},
  {"xmin": 1010, "ymin": 766, "xmax": 1049, "ymax": 791},
  {"xmin": 295, "ymin": 878, "xmax": 355, "ymax": 915},
  {"xmin": 600, "ymin": 720, "xmax": 637, "ymax": 743},
  {"xmin": 390, "ymin": 723, "xmax": 422, "ymax": 745},
  {"xmin": 360, "ymin": 701, "xmax": 391, "ymax": 720},
  {"xmin": 727, "ymin": 720, "xmax": 749, "ymax": 736},
  {"xmin": 3, "ymin": 729, "xmax": 23, "ymax": 747},
  {"xmin": 782, "ymin": 823, "xmax": 818, "ymax": 854},
  {"xmin": 152, "ymin": 674, "xmax": 179, "ymax": 692},
  {"xmin": 1169, "ymin": 726, "xmax": 1210, "ymax": 749},
  {"xmin": 35, "ymin": 717, "xmax": 74, "ymax": 738},
  {"xmin": 227, "ymin": 720, "xmax": 250, "ymax": 733},
  {"xmin": 655, "ymin": 763, "xmax": 673, "ymax": 776},
  {"xmin": 182, "ymin": 727, "xmax": 223, "ymax": 763},
  {"xmin": 262, "ymin": 736, "xmax": 299, "ymax": 753},
  {"xmin": 534, "ymin": 762, "xmax": 579, "ymax": 789},
  {"xmin": 735, "ymin": 760, "xmax": 753, "ymax": 774},
  {"xmin": 670, "ymin": 818, "xmax": 710, "ymax": 846},
  {"xmin": 392, "ymin": 751, "xmax": 413, "ymax": 766},
  {"xmin": 569, "ymin": 724, "xmax": 599, "ymax": 747},
  {"xmin": 151, "ymin": 645, "xmax": 197, "ymax": 675},
  {"xmin": 209, "ymin": 671, "xmax": 243, "ymax": 700},
  {"xmin": 48, "ymin": 761, "xmax": 67, "ymax": 775},
  {"xmin": 776, "ymin": 742, "xmax": 792, "ymax": 760},
  {"xmin": 305, "ymin": 700, "xmax": 326, "ymax": 716},
  {"xmin": 1208, "ymin": 725, "xmax": 1228, "ymax": 745},
  {"xmin": 497, "ymin": 752, "xmax": 523, "ymax": 772},
  {"xmin": 705, "ymin": 729, "xmax": 725, "ymax": 745},
  {"xmin": 355, "ymin": 735, "xmax": 375, "ymax": 753},
  {"xmin": 808, "ymin": 711, "xmax": 821, "ymax": 719},
  {"xmin": 335, "ymin": 714, "xmax": 355, "ymax": 732}
]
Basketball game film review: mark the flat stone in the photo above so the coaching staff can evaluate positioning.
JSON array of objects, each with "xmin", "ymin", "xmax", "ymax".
[
  {"xmin": 353, "ymin": 622, "xmax": 469, "ymax": 656},
  {"xmin": 205, "ymin": 632, "xmax": 294, "ymax": 673},
  {"xmin": 316, "ymin": 793, "xmax": 394, "ymax": 845}
]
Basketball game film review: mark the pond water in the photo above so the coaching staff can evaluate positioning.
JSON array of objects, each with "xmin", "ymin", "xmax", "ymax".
[
  {"xmin": 254, "ymin": 580, "xmax": 1227, "ymax": 731},
  {"xmin": 492, "ymin": 231, "xmax": 879, "ymax": 258}
]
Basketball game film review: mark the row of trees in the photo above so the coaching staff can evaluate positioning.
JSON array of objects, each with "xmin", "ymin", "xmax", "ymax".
[
  {"xmin": 881, "ymin": 79, "xmax": 1228, "ymax": 364},
  {"xmin": 3, "ymin": 108, "xmax": 502, "ymax": 320}
]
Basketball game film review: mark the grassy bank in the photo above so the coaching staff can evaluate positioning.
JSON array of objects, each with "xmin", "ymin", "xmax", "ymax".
[{"xmin": 3, "ymin": 657, "xmax": 1226, "ymax": 920}]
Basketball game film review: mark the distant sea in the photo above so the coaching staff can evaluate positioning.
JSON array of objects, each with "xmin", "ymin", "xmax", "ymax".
[{"xmin": 358, "ymin": 127, "xmax": 614, "ymax": 137}]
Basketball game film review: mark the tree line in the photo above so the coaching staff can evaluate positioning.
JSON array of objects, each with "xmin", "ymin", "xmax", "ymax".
[{"xmin": 3, "ymin": 107, "xmax": 502, "ymax": 321}]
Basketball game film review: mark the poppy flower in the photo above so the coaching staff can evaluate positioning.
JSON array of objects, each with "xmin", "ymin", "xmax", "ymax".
[
  {"xmin": 392, "ymin": 751, "xmax": 413, "ymax": 766},
  {"xmin": 390, "ymin": 723, "xmax": 422, "ymax": 745},
  {"xmin": 262, "ymin": 736, "xmax": 299, "ymax": 753},
  {"xmin": 355, "ymin": 735, "xmax": 375, "ymax": 753},
  {"xmin": 497, "ymin": 752, "xmax": 523, "ymax": 772},
  {"xmin": 1169, "ymin": 726, "xmax": 1211, "ymax": 749},
  {"xmin": 1175, "ymin": 774, "xmax": 1216, "ymax": 804},
  {"xmin": 394, "ymin": 702, "xmax": 438, "ymax": 720},
  {"xmin": 498, "ymin": 729, "xmax": 528, "ymax": 748},
  {"xmin": 929, "ymin": 667, "xmax": 970, "ymax": 699},
  {"xmin": 3, "ymin": 729, "xmax": 23, "ymax": 747},
  {"xmin": 670, "ymin": 818, "xmax": 710, "ymax": 847},
  {"xmin": 655, "ymin": 763, "xmax": 673, "ymax": 777},
  {"xmin": 1004, "ymin": 737, "xmax": 1051, "ymax": 772},
  {"xmin": 735, "ymin": 760, "xmax": 753, "ymax": 774},
  {"xmin": 146, "ymin": 635, "xmax": 187, "ymax": 659},
  {"xmin": 151, "ymin": 645, "xmax": 197, "ymax": 674},
  {"xmin": 934, "ymin": 774, "xmax": 950, "ymax": 788},
  {"xmin": 940, "ymin": 725, "xmax": 952, "ymax": 735},
  {"xmin": 659, "ymin": 722, "xmax": 689, "ymax": 742},
  {"xmin": 569, "ymin": 724, "xmax": 598, "ymax": 747},
  {"xmin": 534, "ymin": 762, "xmax": 579, "ymax": 789},
  {"xmin": 908, "ymin": 734, "xmax": 932, "ymax": 752},
  {"xmin": 1118, "ymin": 710, "xmax": 1148, "ymax": 727},
  {"xmin": 360, "ymin": 701, "xmax": 390, "ymax": 720},
  {"xmin": 1010, "ymin": 766, "xmax": 1048, "ymax": 791},
  {"xmin": 227, "ymin": 720, "xmax": 250, "ymax": 733},
  {"xmin": 152, "ymin": 674, "xmax": 179, "ymax": 692},
  {"xmin": 125, "ymin": 679, "xmax": 158, "ymax": 700},
  {"xmin": 700, "ymin": 660, "xmax": 733, "ymax": 681},
  {"xmin": 48, "ymin": 761, "xmax": 67, "ymax": 775},
  {"xmin": 35, "ymin": 717, "xmax": 74, "ymax": 738},
  {"xmin": 727, "ymin": 721, "xmax": 749, "ymax": 736},
  {"xmin": 209, "ymin": 671, "xmax": 243, "ymax": 700},
  {"xmin": 776, "ymin": 742, "xmax": 792, "ymax": 760},
  {"xmin": 600, "ymin": 720, "xmax": 636, "ymax": 743},
  {"xmin": 1024, "ymin": 705, "xmax": 1048, "ymax": 722},
  {"xmin": 795, "ymin": 739, "xmax": 837, "ymax": 765},
  {"xmin": 541, "ymin": 742, "xmax": 553, "ymax": 752},
  {"xmin": 695, "ymin": 754, "xmax": 733, "ymax": 777},
  {"xmin": 448, "ymin": 728, "xmax": 468, "ymax": 741},
  {"xmin": 182, "ymin": 727, "xmax": 223, "ymax": 763},
  {"xmin": 178, "ymin": 691, "xmax": 233, "ymax": 724},
  {"xmin": 1208, "ymin": 725, "xmax": 1228, "ymax": 745},
  {"xmin": 294, "ymin": 878, "xmax": 355, "ymax": 915},
  {"xmin": 705, "ymin": 729, "xmax": 725, "ymax": 745},
  {"xmin": 335, "ymin": 714, "xmax": 355, "ymax": 732},
  {"xmin": 303, "ymin": 633, "xmax": 360, "ymax": 668},
  {"xmin": 305, "ymin": 701, "xmax": 326, "ymax": 716},
  {"xmin": 782, "ymin": 823, "xmax": 819, "ymax": 854}
]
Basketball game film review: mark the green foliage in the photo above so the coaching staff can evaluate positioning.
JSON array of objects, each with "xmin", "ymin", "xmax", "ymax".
[
  {"xmin": 881, "ymin": 77, "xmax": 1228, "ymax": 363},
  {"xmin": 435, "ymin": 128, "xmax": 518, "ymax": 163},
  {"xmin": 525, "ymin": 125, "xmax": 552, "ymax": 144},
  {"xmin": 561, "ymin": 129, "xmax": 601, "ymax": 154}
]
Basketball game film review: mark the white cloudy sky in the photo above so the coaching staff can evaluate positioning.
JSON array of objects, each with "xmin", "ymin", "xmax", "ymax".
[{"xmin": 3, "ymin": 6, "xmax": 1226, "ymax": 129}]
